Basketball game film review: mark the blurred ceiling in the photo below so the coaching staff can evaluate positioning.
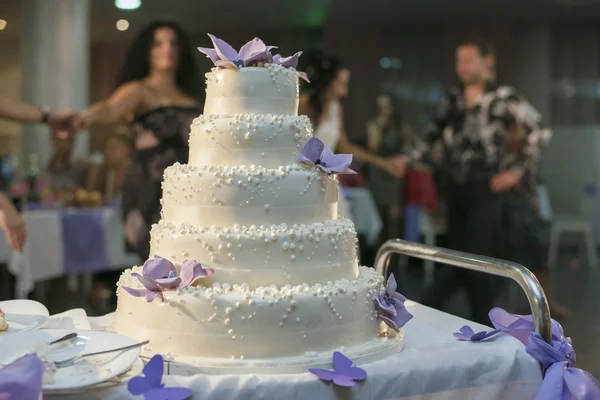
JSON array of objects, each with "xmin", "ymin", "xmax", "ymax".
[{"xmin": 1, "ymin": 0, "xmax": 600, "ymax": 45}]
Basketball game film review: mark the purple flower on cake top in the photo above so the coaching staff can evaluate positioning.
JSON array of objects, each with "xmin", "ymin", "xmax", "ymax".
[
  {"xmin": 373, "ymin": 274, "xmax": 413, "ymax": 332},
  {"xmin": 198, "ymin": 33, "xmax": 309, "ymax": 81},
  {"xmin": 123, "ymin": 257, "xmax": 214, "ymax": 303},
  {"xmin": 298, "ymin": 137, "xmax": 356, "ymax": 175},
  {"xmin": 309, "ymin": 351, "xmax": 367, "ymax": 387}
]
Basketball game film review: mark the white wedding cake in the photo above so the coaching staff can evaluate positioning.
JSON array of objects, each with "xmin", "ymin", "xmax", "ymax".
[{"xmin": 113, "ymin": 35, "xmax": 408, "ymax": 370}]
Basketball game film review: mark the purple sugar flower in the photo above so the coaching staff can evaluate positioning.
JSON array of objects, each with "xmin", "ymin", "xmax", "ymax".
[
  {"xmin": 373, "ymin": 274, "xmax": 413, "ymax": 332},
  {"xmin": 179, "ymin": 260, "xmax": 214, "ymax": 289},
  {"xmin": 198, "ymin": 34, "xmax": 276, "ymax": 70},
  {"xmin": 453, "ymin": 325, "xmax": 501, "ymax": 341},
  {"xmin": 309, "ymin": 352, "xmax": 367, "ymax": 387},
  {"xmin": 297, "ymin": 137, "xmax": 356, "ymax": 175},
  {"xmin": 198, "ymin": 33, "xmax": 310, "ymax": 81},
  {"xmin": 123, "ymin": 257, "xmax": 181, "ymax": 303}
]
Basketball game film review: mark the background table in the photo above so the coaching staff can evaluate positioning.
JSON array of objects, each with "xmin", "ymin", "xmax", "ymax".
[
  {"xmin": 342, "ymin": 187, "xmax": 382, "ymax": 246},
  {"xmin": 47, "ymin": 302, "xmax": 542, "ymax": 400},
  {"xmin": 0, "ymin": 207, "xmax": 138, "ymax": 298}
]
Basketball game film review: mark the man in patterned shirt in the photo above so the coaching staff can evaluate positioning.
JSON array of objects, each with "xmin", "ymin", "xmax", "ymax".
[{"xmin": 410, "ymin": 38, "xmax": 551, "ymax": 324}]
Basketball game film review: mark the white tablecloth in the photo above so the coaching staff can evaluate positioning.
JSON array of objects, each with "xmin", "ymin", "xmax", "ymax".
[
  {"xmin": 47, "ymin": 302, "xmax": 542, "ymax": 399},
  {"xmin": 1, "ymin": 208, "xmax": 138, "ymax": 298}
]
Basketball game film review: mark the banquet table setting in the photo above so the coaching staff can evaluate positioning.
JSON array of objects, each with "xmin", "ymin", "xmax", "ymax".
[
  {"xmin": 0, "ymin": 300, "xmax": 546, "ymax": 400},
  {"xmin": 0, "ymin": 206, "xmax": 139, "ymax": 299}
]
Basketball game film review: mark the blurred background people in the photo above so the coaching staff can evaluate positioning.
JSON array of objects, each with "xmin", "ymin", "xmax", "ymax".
[
  {"xmin": 366, "ymin": 94, "xmax": 411, "ymax": 247},
  {"xmin": 76, "ymin": 21, "xmax": 202, "ymax": 261},
  {"xmin": 412, "ymin": 38, "xmax": 551, "ymax": 324}
]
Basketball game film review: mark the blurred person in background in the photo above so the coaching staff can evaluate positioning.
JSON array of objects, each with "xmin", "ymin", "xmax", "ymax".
[
  {"xmin": 86, "ymin": 130, "xmax": 133, "ymax": 204},
  {"xmin": 297, "ymin": 52, "xmax": 406, "ymax": 220},
  {"xmin": 298, "ymin": 52, "xmax": 406, "ymax": 179},
  {"xmin": 406, "ymin": 38, "xmax": 551, "ymax": 324},
  {"xmin": 502, "ymin": 122, "xmax": 568, "ymax": 319},
  {"xmin": 366, "ymin": 94, "xmax": 411, "ymax": 246},
  {"xmin": 75, "ymin": 21, "xmax": 202, "ymax": 261},
  {"xmin": 0, "ymin": 193, "xmax": 25, "ymax": 252}
]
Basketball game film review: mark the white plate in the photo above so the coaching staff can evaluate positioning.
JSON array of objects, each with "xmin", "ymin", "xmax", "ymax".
[
  {"xmin": 46, "ymin": 357, "xmax": 144, "ymax": 395},
  {"xmin": 0, "ymin": 329, "xmax": 142, "ymax": 391},
  {"xmin": 0, "ymin": 300, "xmax": 50, "ymax": 333}
]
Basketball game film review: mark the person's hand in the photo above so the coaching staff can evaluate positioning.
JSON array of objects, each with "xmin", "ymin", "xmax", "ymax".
[
  {"xmin": 381, "ymin": 155, "xmax": 407, "ymax": 178},
  {"xmin": 490, "ymin": 170, "xmax": 520, "ymax": 193},
  {"xmin": 0, "ymin": 201, "xmax": 26, "ymax": 252},
  {"xmin": 48, "ymin": 110, "xmax": 82, "ymax": 140}
]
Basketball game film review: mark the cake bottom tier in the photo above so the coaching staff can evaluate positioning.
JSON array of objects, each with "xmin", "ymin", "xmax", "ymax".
[{"xmin": 112, "ymin": 267, "xmax": 390, "ymax": 361}]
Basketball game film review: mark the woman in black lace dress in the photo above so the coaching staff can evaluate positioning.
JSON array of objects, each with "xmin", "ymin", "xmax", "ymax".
[{"xmin": 78, "ymin": 21, "xmax": 202, "ymax": 260}]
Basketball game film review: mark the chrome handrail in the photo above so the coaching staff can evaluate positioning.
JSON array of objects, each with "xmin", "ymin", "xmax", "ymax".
[{"xmin": 374, "ymin": 239, "xmax": 552, "ymax": 343}]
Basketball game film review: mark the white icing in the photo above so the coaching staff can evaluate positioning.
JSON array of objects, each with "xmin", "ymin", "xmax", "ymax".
[
  {"xmin": 161, "ymin": 163, "xmax": 339, "ymax": 228},
  {"xmin": 204, "ymin": 66, "xmax": 299, "ymax": 116},
  {"xmin": 189, "ymin": 114, "xmax": 312, "ymax": 168},
  {"xmin": 113, "ymin": 267, "xmax": 384, "ymax": 360},
  {"xmin": 149, "ymin": 218, "xmax": 359, "ymax": 287}
]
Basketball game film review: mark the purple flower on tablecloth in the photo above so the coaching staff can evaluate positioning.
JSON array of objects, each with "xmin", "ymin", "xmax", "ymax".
[
  {"xmin": 297, "ymin": 137, "xmax": 356, "ymax": 175},
  {"xmin": 373, "ymin": 274, "xmax": 413, "ymax": 332},
  {"xmin": 179, "ymin": 260, "xmax": 214, "ymax": 289},
  {"xmin": 453, "ymin": 325, "xmax": 501, "ymax": 341},
  {"xmin": 309, "ymin": 351, "xmax": 367, "ymax": 387},
  {"xmin": 128, "ymin": 354, "xmax": 193, "ymax": 400},
  {"xmin": 198, "ymin": 34, "xmax": 276, "ymax": 70},
  {"xmin": 123, "ymin": 257, "xmax": 181, "ymax": 302},
  {"xmin": 0, "ymin": 353, "xmax": 44, "ymax": 400}
]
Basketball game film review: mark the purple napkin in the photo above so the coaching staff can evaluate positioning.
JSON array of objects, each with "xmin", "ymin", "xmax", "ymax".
[
  {"xmin": 0, "ymin": 354, "xmax": 43, "ymax": 400},
  {"xmin": 61, "ymin": 208, "xmax": 109, "ymax": 274}
]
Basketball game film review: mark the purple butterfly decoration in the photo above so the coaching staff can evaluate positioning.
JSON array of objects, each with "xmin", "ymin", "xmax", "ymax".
[
  {"xmin": 128, "ymin": 355, "xmax": 192, "ymax": 400},
  {"xmin": 309, "ymin": 351, "xmax": 367, "ymax": 387},
  {"xmin": 297, "ymin": 137, "xmax": 356, "ymax": 175},
  {"xmin": 453, "ymin": 325, "xmax": 501, "ymax": 341}
]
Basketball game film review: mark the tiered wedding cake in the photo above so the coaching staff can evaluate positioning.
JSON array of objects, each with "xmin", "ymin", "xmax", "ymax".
[{"xmin": 113, "ymin": 35, "xmax": 409, "ymax": 369}]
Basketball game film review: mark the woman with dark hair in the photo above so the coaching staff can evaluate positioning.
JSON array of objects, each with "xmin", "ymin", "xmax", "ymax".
[
  {"xmin": 77, "ymin": 21, "xmax": 201, "ymax": 260},
  {"xmin": 297, "ymin": 52, "xmax": 405, "ymax": 179}
]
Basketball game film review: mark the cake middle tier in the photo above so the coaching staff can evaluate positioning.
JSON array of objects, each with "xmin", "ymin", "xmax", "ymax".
[
  {"xmin": 188, "ymin": 114, "xmax": 312, "ymax": 168},
  {"xmin": 162, "ymin": 163, "xmax": 338, "ymax": 228},
  {"xmin": 149, "ymin": 218, "xmax": 360, "ymax": 287}
]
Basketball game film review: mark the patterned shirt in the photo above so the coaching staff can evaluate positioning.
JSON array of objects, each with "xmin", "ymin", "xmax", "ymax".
[{"xmin": 410, "ymin": 84, "xmax": 552, "ymax": 184}]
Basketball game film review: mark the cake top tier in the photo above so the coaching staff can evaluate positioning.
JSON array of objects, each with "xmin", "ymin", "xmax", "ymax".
[{"xmin": 199, "ymin": 34, "xmax": 308, "ymax": 116}]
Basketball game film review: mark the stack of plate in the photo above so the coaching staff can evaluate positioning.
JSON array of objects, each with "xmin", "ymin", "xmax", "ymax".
[{"xmin": 0, "ymin": 300, "xmax": 143, "ymax": 395}]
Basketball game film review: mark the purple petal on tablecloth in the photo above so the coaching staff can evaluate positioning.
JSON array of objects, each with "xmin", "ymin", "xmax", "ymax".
[
  {"xmin": 61, "ymin": 208, "xmax": 109, "ymax": 274},
  {"xmin": 0, "ymin": 354, "xmax": 44, "ymax": 400}
]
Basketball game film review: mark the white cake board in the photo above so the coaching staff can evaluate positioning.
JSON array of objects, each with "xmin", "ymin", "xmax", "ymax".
[{"xmin": 141, "ymin": 330, "xmax": 404, "ymax": 375}]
